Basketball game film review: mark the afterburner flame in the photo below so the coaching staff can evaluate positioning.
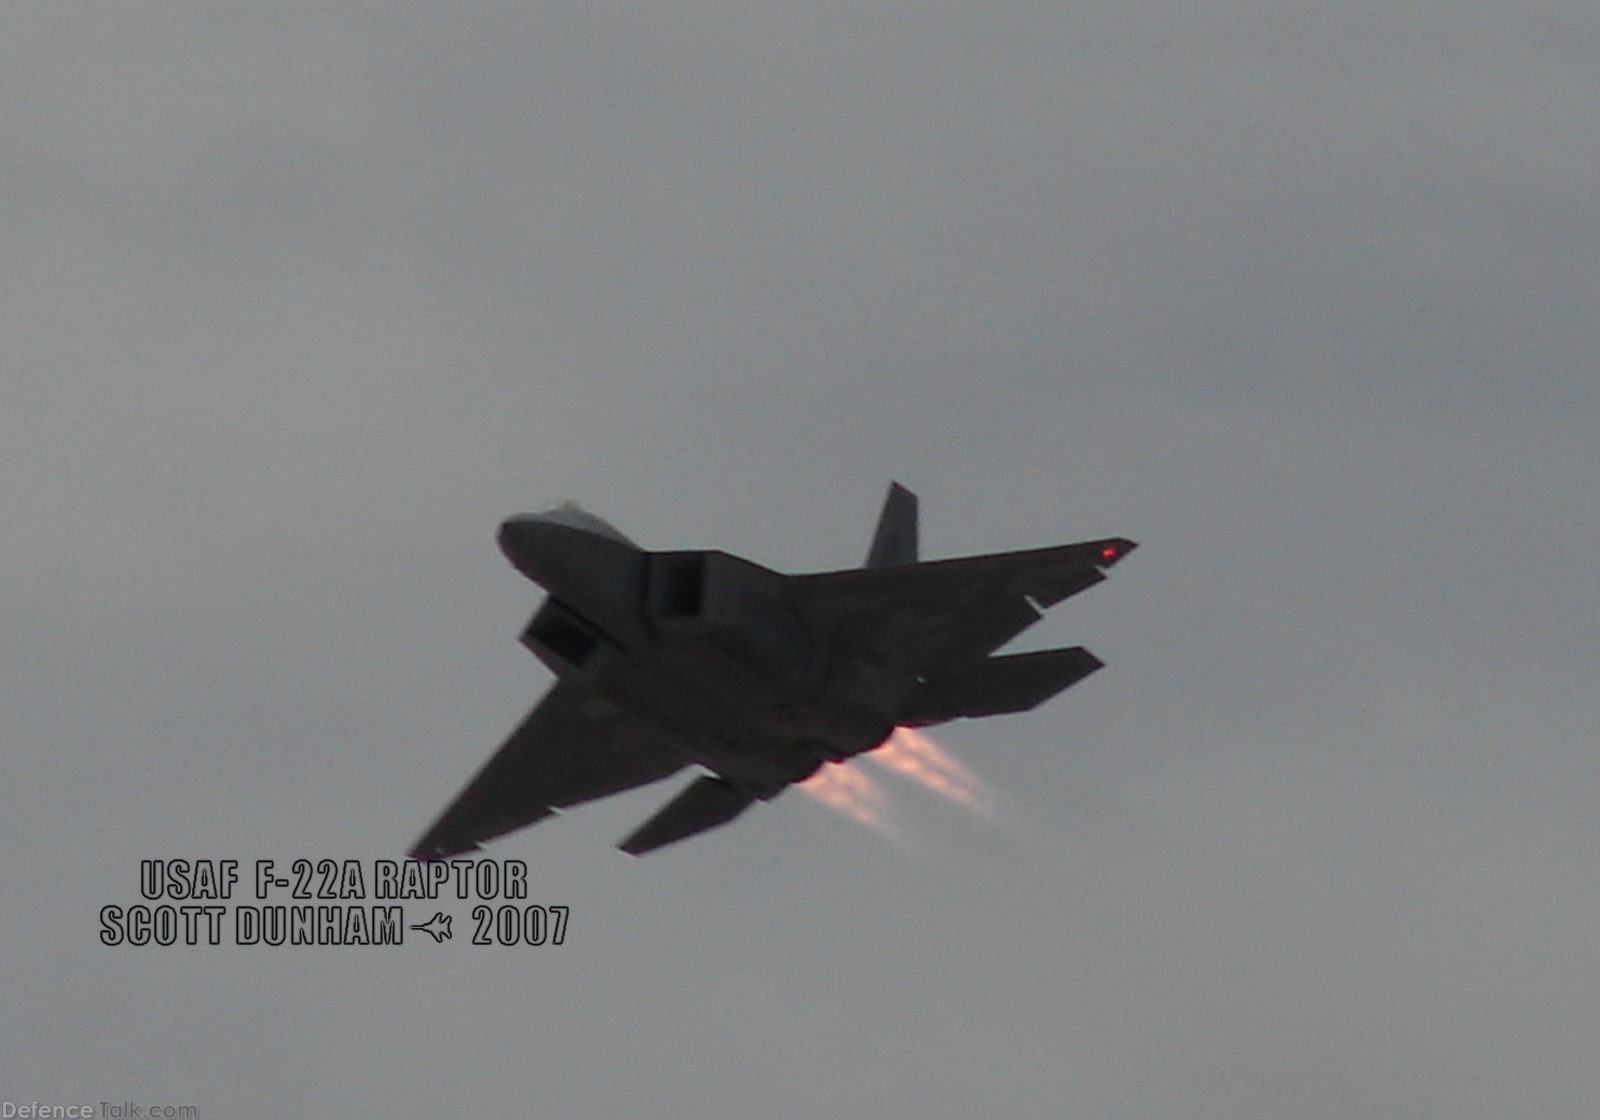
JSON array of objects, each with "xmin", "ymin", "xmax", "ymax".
[
  {"xmin": 797, "ymin": 761, "xmax": 901, "ymax": 841},
  {"xmin": 863, "ymin": 727, "xmax": 993, "ymax": 816},
  {"xmin": 798, "ymin": 729, "xmax": 993, "ymax": 844}
]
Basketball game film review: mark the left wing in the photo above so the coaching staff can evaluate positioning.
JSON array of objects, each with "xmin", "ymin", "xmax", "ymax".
[
  {"xmin": 410, "ymin": 680, "xmax": 688, "ymax": 860},
  {"xmin": 789, "ymin": 538, "xmax": 1135, "ymax": 671}
]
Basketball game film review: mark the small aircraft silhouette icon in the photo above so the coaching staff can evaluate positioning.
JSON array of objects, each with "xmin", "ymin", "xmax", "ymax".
[{"xmin": 410, "ymin": 912, "xmax": 452, "ymax": 943}]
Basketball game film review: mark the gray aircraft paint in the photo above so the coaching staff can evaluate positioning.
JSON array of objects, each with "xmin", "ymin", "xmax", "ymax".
[{"xmin": 411, "ymin": 483, "xmax": 1134, "ymax": 858}]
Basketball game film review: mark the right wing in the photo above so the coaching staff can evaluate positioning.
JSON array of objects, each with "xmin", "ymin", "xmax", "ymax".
[
  {"xmin": 409, "ymin": 681, "xmax": 688, "ymax": 860},
  {"xmin": 790, "ymin": 538, "xmax": 1135, "ymax": 671}
]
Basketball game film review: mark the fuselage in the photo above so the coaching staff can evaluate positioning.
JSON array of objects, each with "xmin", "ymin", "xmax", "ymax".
[{"xmin": 497, "ymin": 511, "xmax": 906, "ymax": 796}]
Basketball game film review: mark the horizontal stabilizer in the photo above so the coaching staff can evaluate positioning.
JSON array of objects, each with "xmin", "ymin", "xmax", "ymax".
[
  {"xmin": 903, "ymin": 647, "xmax": 1104, "ymax": 723},
  {"xmin": 619, "ymin": 776, "xmax": 756, "ymax": 856}
]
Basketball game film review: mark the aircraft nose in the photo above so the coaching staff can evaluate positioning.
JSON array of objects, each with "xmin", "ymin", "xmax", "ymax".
[{"xmin": 496, "ymin": 515, "xmax": 546, "ymax": 567}]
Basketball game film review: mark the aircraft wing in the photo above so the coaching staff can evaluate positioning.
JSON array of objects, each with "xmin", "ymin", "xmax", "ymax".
[
  {"xmin": 790, "ymin": 538, "xmax": 1135, "ymax": 671},
  {"xmin": 410, "ymin": 681, "xmax": 688, "ymax": 860}
]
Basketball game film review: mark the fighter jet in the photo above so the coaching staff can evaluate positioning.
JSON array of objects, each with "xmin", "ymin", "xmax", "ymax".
[{"xmin": 410, "ymin": 483, "xmax": 1135, "ymax": 859}]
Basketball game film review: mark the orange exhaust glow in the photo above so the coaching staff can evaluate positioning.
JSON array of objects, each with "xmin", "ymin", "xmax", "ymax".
[
  {"xmin": 863, "ymin": 727, "xmax": 993, "ymax": 816},
  {"xmin": 797, "ymin": 760, "xmax": 902, "ymax": 842}
]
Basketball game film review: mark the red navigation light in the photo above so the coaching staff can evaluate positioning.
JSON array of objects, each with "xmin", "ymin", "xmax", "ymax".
[{"xmin": 1099, "ymin": 544, "xmax": 1119, "ymax": 561}]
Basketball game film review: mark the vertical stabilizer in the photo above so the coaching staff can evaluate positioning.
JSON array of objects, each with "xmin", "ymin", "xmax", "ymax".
[{"xmin": 865, "ymin": 482, "xmax": 919, "ymax": 568}]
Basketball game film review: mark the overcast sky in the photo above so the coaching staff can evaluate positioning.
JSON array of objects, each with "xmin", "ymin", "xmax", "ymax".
[{"xmin": 5, "ymin": 4, "xmax": 1598, "ymax": 1116}]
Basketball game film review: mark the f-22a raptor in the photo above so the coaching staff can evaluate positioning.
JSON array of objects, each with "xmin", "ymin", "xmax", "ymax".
[{"xmin": 410, "ymin": 484, "xmax": 1135, "ymax": 859}]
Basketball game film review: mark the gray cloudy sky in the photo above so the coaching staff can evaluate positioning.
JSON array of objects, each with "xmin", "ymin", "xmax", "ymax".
[{"xmin": 5, "ymin": 3, "xmax": 1598, "ymax": 1116}]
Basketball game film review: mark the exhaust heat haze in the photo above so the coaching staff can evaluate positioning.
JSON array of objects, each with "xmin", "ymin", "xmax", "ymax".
[
  {"xmin": 797, "ymin": 761, "xmax": 902, "ymax": 843},
  {"xmin": 863, "ymin": 727, "xmax": 994, "ymax": 817}
]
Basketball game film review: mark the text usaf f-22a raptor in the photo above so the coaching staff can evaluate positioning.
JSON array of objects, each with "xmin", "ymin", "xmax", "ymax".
[{"xmin": 410, "ymin": 483, "xmax": 1135, "ymax": 859}]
